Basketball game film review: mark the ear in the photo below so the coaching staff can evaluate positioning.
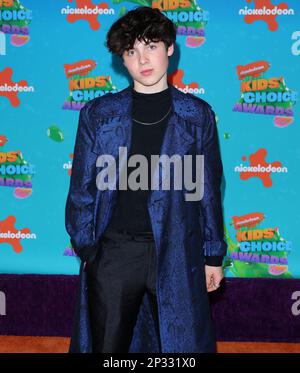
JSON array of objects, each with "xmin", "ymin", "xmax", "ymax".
[{"xmin": 167, "ymin": 43, "xmax": 174, "ymax": 57}]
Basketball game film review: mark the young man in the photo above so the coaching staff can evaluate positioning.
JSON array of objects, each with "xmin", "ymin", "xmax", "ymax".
[{"xmin": 65, "ymin": 6, "xmax": 227, "ymax": 353}]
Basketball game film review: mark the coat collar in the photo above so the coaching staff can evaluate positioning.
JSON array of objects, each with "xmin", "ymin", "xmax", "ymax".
[
  {"xmin": 107, "ymin": 83, "xmax": 189, "ymax": 121},
  {"xmin": 93, "ymin": 83, "xmax": 196, "ymax": 152}
]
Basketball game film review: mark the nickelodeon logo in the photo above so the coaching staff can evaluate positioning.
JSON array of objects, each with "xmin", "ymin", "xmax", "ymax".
[
  {"xmin": 0, "ymin": 67, "xmax": 33, "ymax": 107},
  {"xmin": 0, "ymin": 216, "xmax": 35, "ymax": 253},
  {"xmin": 168, "ymin": 69, "xmax": 205, "ymax": 95},
  {"xmin": 234, "ymin": 148, "xmax": 288, "ymax": 187},
  {"xmin": 239, "ymin": 0, "xmax": 294, "ymax": 32},
  {"xmin": 60, "ymin": 0, "xmax": 114, "ymax": 31},
  {"xmin": 232, "ymin": 212, "xmax": 264, "ymax": 229}
]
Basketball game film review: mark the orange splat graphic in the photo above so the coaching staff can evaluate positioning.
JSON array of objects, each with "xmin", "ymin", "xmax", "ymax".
[
  {"xmin": 168, "ymin": 69, "xmax": 199, "ymax": 90},
  {"xmin": 0, "ymin": 67, "xmax": 28, "ymax": 107},
  {"xmin": 0, "ymin": 216, "xmax": 30, "ymax": 253},
  {"xmin": 66, "ymin": 0, "xmax": 109, "ymax": 30},
  {"xmin": 244, "ymin": 0, "xmax": 289, "ymax": 31},
  {"xmin": 0, "ymin": 135, "xmax": 7, "ymax": 147},
  {"xmin": 240, "ymin": 148, "xmax": 282, "ymax": 187}
]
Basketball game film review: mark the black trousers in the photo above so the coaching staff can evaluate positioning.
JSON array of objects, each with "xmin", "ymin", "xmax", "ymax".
[{"xmin": 86, "ymin": 229, "xmax": 161, "ymax": 353}]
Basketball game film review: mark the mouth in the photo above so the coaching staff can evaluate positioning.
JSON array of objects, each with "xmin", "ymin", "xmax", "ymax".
[{"xmin": 140, "ymin": 69, "xmax": 153, "ymax": 76}]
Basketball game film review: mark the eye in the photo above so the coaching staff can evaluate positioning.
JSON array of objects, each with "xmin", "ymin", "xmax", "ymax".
[
  {"xmin": 149, "ymin": 44, "xmax": 157, "ymax": 50},
  {"xmin": 127, "ymin": 49, "xmax": 135, "ymax": 56}
]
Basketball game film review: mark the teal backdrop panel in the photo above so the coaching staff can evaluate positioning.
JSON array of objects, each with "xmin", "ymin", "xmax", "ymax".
[{"xmin": 0, "ymin": 0, "xmax": 299, "ymax": 276}]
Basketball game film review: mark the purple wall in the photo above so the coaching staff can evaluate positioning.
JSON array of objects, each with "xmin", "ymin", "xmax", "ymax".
[{"xmin": 0, "ymin": 275, "xmax": 299, "ymax": 342}]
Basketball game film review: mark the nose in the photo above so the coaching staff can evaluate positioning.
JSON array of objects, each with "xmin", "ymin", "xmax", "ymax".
[{"xmin": 138, "ymin": 51, "xmax": 148, "ymax": 65}]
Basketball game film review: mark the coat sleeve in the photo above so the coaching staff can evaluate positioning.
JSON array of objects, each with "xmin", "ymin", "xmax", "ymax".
[
  {"xmin": 65, "ymin": 104, "xmax": 99, "ymax": 263},
  {"xmin": 198, "ymin": 102, "xmax": 227, "ymax": 259}
]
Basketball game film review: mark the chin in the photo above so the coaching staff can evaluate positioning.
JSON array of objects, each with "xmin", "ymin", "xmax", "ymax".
[{"xmin": 141, "ymin": 76, "xmax": 164, "ymax": 86}]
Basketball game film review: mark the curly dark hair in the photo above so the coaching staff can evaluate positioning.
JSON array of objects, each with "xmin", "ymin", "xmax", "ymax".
[{"xmin": 106, "ymin": 6, "xmax": 177, "ymax": 57}]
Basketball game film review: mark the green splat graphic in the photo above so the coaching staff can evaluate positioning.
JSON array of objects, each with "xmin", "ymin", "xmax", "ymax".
[
  {"xmin": 47, "ymin": 125, "xmax": 64, "ymax": 142},
  {"xmin": 119, "ymin": 6, "xmax": 127, "ymax": 16}
]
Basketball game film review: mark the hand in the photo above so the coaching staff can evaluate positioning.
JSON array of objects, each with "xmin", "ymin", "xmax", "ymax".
[{"xmin": 205, "ymin": 265, "xmax": 224, "ymax": 292}]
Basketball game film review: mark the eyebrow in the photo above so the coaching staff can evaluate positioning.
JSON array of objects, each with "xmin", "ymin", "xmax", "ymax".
[{"xmin": 129, "ymin": 41, "xmax": 158, "ymax": 50}]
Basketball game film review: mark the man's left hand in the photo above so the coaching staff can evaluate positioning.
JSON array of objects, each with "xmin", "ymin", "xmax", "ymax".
[{"xmin": 205, "ymin": 265, "xmax": 224, "ymax": 292}]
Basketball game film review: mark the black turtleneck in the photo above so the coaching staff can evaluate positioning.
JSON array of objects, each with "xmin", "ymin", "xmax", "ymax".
[{"xmin": 105, "ymin": 84, "xmax": 172, "ymax": 233}]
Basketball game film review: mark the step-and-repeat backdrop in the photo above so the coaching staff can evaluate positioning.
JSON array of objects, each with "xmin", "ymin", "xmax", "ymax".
[{"xmin": 0, "ymin": 1, "xmax": 299, "ymax": 277}]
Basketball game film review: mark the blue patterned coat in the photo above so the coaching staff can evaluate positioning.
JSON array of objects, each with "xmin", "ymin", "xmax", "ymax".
[{"xmin": 65, "ymin": 84, "xmax": 227, "ymax": 353}]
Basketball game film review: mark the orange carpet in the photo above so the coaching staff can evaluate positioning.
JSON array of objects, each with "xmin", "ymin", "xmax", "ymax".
[{"xmin": 0, "ymin": 336, "xmax": 300, "ymax": 353}]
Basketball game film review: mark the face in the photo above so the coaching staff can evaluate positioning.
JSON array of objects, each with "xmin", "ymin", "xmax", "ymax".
[{"xmin": 122, "ymin": 39, "xmax": 174, "ymax": 94}]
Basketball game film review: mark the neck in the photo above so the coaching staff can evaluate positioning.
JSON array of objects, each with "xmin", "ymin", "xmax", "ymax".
[{"xmin": 133, "ymin": 76, "xmax": 169, "ymax": 94}]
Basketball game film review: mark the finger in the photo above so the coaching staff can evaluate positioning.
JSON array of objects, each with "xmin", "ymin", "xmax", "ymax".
[
  {"xmin": 206, "ymin": 278, "xmax": 216, "ymax": 292},
  {"xmin": 212, "ymin": 282, "xmax": 221, "ymax": 292},
  {"xmin": 206, "ymin": 277, "xmax": 213, "ymax": 290},
  {"xmin": 207, "ymin": 283, "xmax": 214, "ymax": 292}
]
